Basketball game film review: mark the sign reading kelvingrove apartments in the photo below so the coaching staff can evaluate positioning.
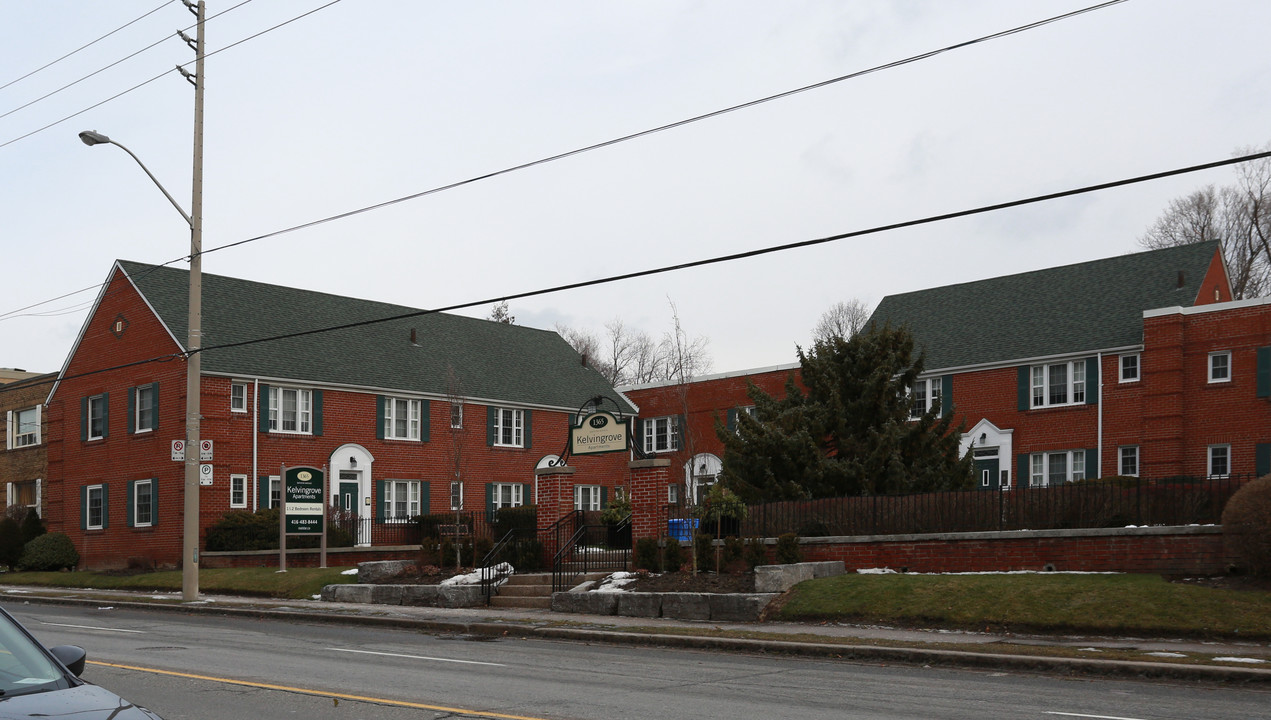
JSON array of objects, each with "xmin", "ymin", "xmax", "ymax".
[{"xmin": 569, "ymin": 411, "xmax": 630, "ymax": 455}]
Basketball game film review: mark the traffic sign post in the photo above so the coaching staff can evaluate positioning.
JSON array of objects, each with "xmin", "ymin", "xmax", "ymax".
[{"xmin": 279, "ymin": 465, "xmax": 327, "ymax": 571}]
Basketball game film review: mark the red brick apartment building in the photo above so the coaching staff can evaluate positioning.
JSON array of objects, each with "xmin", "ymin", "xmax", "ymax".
[
  {"xmin": 622, "ymin": 242, "xmax": 1271, "ymax": 498},
  {"xmin": 1, "ymin": 372, "xmax": 53, "ymax": 517},
  {"xmin": 45, "ymin": 261, "xmax": 631, "ymax": 569}
]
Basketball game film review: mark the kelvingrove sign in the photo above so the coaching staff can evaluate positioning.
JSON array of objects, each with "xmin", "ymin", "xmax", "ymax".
[{"xmin": 569, "ymin": 411, "xmax": 630, "ymax": 455}]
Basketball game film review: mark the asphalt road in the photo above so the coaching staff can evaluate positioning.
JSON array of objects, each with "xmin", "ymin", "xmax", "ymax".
[{"xmin": 10, "ymin": 602, "xmax": 1269, "ymax": 720}]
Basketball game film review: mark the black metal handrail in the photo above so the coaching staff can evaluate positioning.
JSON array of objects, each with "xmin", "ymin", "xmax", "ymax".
[
  {"xmin": 551, "ymin": 513, "xmax": 632, "ymax": 593},
  {"xmin": 479, "ymin": 528, "xmax": 521, "ymax": 605}
]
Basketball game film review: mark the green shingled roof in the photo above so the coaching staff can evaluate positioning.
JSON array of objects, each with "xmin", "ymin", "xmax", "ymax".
[
  {"xmin": 866, "ymin": 242, "xmax": 1223, "ymax": 370},
  {"xmin": 116, "ymin": 260, "xmax": 631, "ymax": 411}
]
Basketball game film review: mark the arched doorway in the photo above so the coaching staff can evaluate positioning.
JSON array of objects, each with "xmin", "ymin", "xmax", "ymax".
[
  {"xmin": 684, "ymin": 453, "xmax": 722, "ymax": 505},
  {"xmin": 329, "ymin": 444, "xmax": 374, "ymax": 545}
]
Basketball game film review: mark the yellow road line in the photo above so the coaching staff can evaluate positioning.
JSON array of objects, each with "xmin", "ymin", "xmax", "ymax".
[{"xmin": 88, "ymin": 660, "xmax": 552, "ymax": 720}]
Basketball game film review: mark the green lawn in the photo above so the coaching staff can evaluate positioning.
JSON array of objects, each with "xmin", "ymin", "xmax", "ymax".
[
  {"xmin": 777, "ymin": 573, "xmax": 1271, "ymax": 638},
  {"xmin": 0, "ymin": 567, "xmax": 357, "ymax": 600}
]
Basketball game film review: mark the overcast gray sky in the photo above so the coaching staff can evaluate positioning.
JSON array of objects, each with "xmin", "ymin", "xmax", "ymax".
[{"xmin": 3, "ymin": 0, "xmax": 1270, "ymax": 378}]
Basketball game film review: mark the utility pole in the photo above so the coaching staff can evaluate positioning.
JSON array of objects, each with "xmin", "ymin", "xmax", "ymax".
[{"xmin": 178, "ymin": 0, "xmax": 206, "ymax": 603}]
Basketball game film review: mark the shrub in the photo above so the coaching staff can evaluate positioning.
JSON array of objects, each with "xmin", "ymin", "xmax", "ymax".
[
  {"xmin": 19, "ymin": 510, "xmax": 46, "ymax": 545},
  {"xmin": 0, "ymin": 518, "xmax": 23, "ymax": 570},
  {"xmin": 743, "ymin": 537, "xmax": 768, "ymax": 569},
  {"xmin": 775, "ymin": 533, "xmax": 802, "ymax": 565},
  {"xmin": 722, "ymin": 536, "xmax": 745, "ymax": 564},
  {"xmin": 1222, "ymin": 476, "xmax": 1271, "ymax": 576},
  {"xmin": 204, "ymin": 508, "xmax": 353, "ymax": 551},
  {"xmin": 18, "ymin": 532, "xmax": 79, "ymax": 571},
  {"xmin": 662, "ymin": 537, "xmax": 687, "ymax": 572},
  {"xmin": 492, "ymin": 505, "xmax": 536, "ymax": 537},
  {"xmin": 633, "ymin": 537, "xmax": 661, "ymax": 572},
  {"xmin": 694, "ymin": 532, "xmax": 714, "ymax": 572},
  {"xmin": 600, "ymin": 494, "xmax": 632, "ymax": 525}
]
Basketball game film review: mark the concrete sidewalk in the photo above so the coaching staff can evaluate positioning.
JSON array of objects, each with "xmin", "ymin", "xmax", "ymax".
[{"xmin": 4, "ymin": 584, "xmax": 1270, "ymax": 685}]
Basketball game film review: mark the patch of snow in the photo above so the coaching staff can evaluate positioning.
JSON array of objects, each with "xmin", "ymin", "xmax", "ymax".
[
  {"xmin": 341, "ymin": 568, "xmax": 359, "ymax": 575},
  {"xmin": 311, "ymin": 595, "xmax": 321, "ymax": 600},
  {"xmin": 1214, "ymin": 657, "xmax": 1267, "ymax": 664},
  {"xmin": 3, "ymin": 589, "xmax": 28, "ymax": 594},
  {"xmin": 1078, "ymin": 648, "xmax": 1102, "ymax": 652},
  {"xmin": 441, "ymin": 563, "xmax": 514, "ymax": 586},
  {"xmin": 593, "ymin": 572, "xmax": 640, "ymax": 593},
  {"xmin": 856, "ymin": 568, "xmax": 1121, "ymax": 576},
  {"xmin": 857, "ymin": 568, "xmax": 897, "ymax": 574},
  {"xmin": 1145, "ymin": 652, "xmax": 1187, "ymax": 658}
]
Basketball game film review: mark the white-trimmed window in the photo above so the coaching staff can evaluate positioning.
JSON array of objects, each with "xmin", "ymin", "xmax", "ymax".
[
  {"xmin": 494, "ymin": 408, "xmax": 524, "ymax": 447},
  {"xmin": 1119, "ymin": 446, "xmax": 1139, "ymax": 476},
  {"xmin": 1029, "ymin": 450, "xmax": 1086, "ymax": 486},
  {"xmin": 132, "ymin": 479, "xmax": 154, "ymax": 528},
  {"xmin": 133, "ymin": 385, "xmax": 155, "ymax": 433},
  {"xmin": 230, "ymin": 383, "xmax": 248, "ymax": 413},
  {"xmin": 1031, "ymin": 361, "xmax": 1086, "ymax": 408},
  {"xmin": 643, "ymin": 416, "xmax": 679, "ymax": 454},
  {"xmin": 668, "ymin": 484, "xmax": 680, "ymax": 504},
  {"xmin": 230, "ymin": 474, "xmax": 247, "ymax": 508},
  {"xmin": 269, "ymin": 476, "xmax": 281, "ymax": 509},
  {"xmin": 575, "ymin": 485, "xmax": 602, "ymax": 511},
  {"xmin": 450, "ymin": 481, "xmax": 463, "ymax": 511},
  {"xmin": 910, "ymin": 378, "xmax": 942, "ymax": 419},
  {"xmin": 1208, "ymin": 445, "xmax": 1231, "ymax": 478},
  {"xmin": 1119, "ymin": 354, "xmax": 1140, "ymax": 383},
  {"xmin": 450, "ymin": 402, "xmax": 463, "ymax": 429},
  {"xmin": 7, "ymin": 479, "xmax": 39, "ymax": 510},
  {"xmin": 86, "ymin": 485, "xmax": 105, "ymax": 529},
  {"xmin": 1209, "ymin": 352, "xmax": 1231, "ymax": 384},
  {"xmin": 269, "ymin": 387, "xmax": 312, "ymax": 434},
  {"xmin": 491, "ymin": 482, "xmax": 523, "ymax": 510},
  {"xmin": 6, "ymin": 406, "xmax": 40, "ymax": 449},
  {"xmin": 385, "ymin": 480, "xmax": 421, "ymax": 520},
  {"xmin": 87, "ymin": 394, "xmax": 107, "ymax": 440},
  {"xmin": 384, "ymin": 397, "xmax": 422, "ymax": 440}
]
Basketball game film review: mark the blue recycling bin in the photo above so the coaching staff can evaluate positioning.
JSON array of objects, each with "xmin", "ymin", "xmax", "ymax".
[{"xmin": 667, "ymin": 518, "xmax": 698, "ymax": 542}]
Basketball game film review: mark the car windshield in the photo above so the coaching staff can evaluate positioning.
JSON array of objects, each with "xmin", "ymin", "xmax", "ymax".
[{"xmin": 0, "ymin": 611, "xmax": 68, "ymax": 696}]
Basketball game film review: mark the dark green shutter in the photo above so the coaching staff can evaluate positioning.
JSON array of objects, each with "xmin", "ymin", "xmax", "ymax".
[
  {"xmin": 127, "ymin": 387, "xmax": 136, "ymax": 434},
  {"xmin": 485, "ymin": 483, "xmax": 495, "ymax": 519},
  {"xmin": 258, "ymin": 476, "xmax": 270, "ymax": 509},
  {"xmin": 419, "ymin": 400, "xmax": 430, "ymax": 442},
  {"xmin": 522, "ymin": 410, "xmax": 532, "ymax": 448},
  {"xmin": 726, "ymin": 408, "xmax": 737, "ymax": 433},
  {"xmin": 1257, "ymin": 348, "xmax": 1271, "ymax": 398},
  {"xmin": 150, "ymin": 383, "xmax": 159, "ymax": 429},
  {"xmin": 486, "ymin": 407, "xmax": 496, "ymax": 446},
  {"xmin": 1017, "ymin": 367, "xmax": 1030, "ymax": 411},
  {"xmin": 376, "ymin": 480, "xmax": 387, "ymax": 522},
  {"xmin": 127, "ymin": 480, "xmax": 135, "ymax": 527},
  {"xmin": 80, "ymin": 486, "xmax": 88, "ymax": 529},
  {"xmin": 312, "ymin": 390, "xmax": 323, "ymax": 436},
  {"xmin": 375, "ymin": 396, "xmax": 386, "ymax": 440},
  {"xmin": 635, "ymin": 418, "xmax": 645, "ymax": 452},
  {"xmin": 80, "ymin": 397, "xmax": 88, "ymax": 441},
  {"xmin": 1257, "ymin": 443, "xmax": 1271, "ymax": 477},
  {"xmin": 419, "ymin": 481, "xmax": 431, "ymax": 514},
  {"xmin": 258, "ymin": 384, "xmax": 270, "ymax": 432},
  {"xmin": 1085, "ymin": 449, "xmax": 1099, "ymax": 480},
  {"xmin": 568, "ymin": 413, "xmax": 577, "ymax": 429},
  {"xmin": 1085, "ymin": 358, "xmax": 1099, "ymax": 405},
  {"xmin": 675, "ymin": 415, "xmax": 685, "ymax": 450},
  {"xmin": 521, "ymin": 483, "xmax": 531, "ymax": 507},
  {"xmin": 1018, "ymin": 454, "xmax": 1029, "ymax": 487},
  {"xmin": 100, "ymin": 483, "xmax": 109, "ymax": 528},
  {"xmin": 100, "ymin": 393, "xmax": 109, "ymax": 439},
  {"xmin": 151, "ymin": 478, "xmax": 158, "ymax": 527},
  {"xmin": 941, "ymin": 375, "xmax": 954, "ymax": 418},
  {"xmin": 600, "ymin": 486, "xmax": 609, "ymax": 509}
]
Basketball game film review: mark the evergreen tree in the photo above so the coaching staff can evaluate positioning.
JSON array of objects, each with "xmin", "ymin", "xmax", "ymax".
[
  {"xmin": 0, "ymin": 518, "xmax": 23, "ymax": 571},
  {"xmin": 19, "ymin": 509, "xmax": 45, "ymax": 545},
  {"xmin": 718, "ymin": 325, "xmax": 973, "ymax": 502}
]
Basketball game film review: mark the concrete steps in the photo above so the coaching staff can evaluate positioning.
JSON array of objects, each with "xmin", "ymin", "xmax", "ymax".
[{"xmin": 487, "ymin": 572, "xmax": 610, "ymax": 609}]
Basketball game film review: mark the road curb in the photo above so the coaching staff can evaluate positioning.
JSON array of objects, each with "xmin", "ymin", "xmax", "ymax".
[{"xmin": 13, "ymin": 593, "xmax": 1271, "ymax": 685}]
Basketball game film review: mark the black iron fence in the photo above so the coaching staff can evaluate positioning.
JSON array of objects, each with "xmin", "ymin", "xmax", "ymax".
[{"xmin": 665, "ymin": 474, "xmax": 1254, "ymax": 539}]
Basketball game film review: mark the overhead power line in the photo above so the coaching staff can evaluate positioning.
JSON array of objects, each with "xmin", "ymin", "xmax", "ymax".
[{"xmin": 7, "ymin": 145, "xmax": 1264, "ymax": 398}]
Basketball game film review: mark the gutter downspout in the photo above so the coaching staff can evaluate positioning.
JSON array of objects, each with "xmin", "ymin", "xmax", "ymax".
[
  {"xmin": 1097, "ymin": 352, "xmax": 1103, "ymax": 477},
  {"xmin": 252, "ymin": 378, "xmax": 259, "ymax": 511}
]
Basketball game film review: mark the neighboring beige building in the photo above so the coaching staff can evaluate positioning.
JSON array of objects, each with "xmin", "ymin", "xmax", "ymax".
[{"xmin": 1, "ymin": 372, "xmax": 52, "ymax": 518}]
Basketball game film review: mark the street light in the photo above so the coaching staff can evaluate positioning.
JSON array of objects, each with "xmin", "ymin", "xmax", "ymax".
[{"xmin": 79, "ymin": 128, "xmax": 204, "ymax": 602}]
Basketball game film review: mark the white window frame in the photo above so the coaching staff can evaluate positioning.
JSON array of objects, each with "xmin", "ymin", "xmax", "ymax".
[
  {"xmin": 133, "ymin": 479, "xmax": 153, "ymax": 528},
  {"xmin": 1119, "ymin": 354, "xmax": 1140, "ymax": 383},
  {"xmin": 6, "ymin": 406, "xmax": 41, "ymax": 449},
  {"xmin": 230, "ymin": 382, "xmax": 248, "ymax": 413},
  {"xmin": 269, "ymin": 476, "xmax": 281, "ymax": 509},
  {"xmin": 450, "ymin": 481, "xmax": 463, "ymax": 511},
  {"xmin": 1208, "ymin": 444, "xmax": 1231, "ymax": 478},
  {"xmin": 87, "ymin": 395, "xmax": 107, "ymax": 440},
  {"xmin": 491, "ymin": 482, "xmax": 523, "ymax": 510},
  {"xmin": 668, "ymin": 484, "xmax": 680, "ymax": 504},
  {"xmin": 494, "ymin": 408, "xmax": 524, "ymax": 448},
  {"xmin": 574, "ymin": 485, "xmax": 602, "ymax": 511},
  {"xmin": 384, "ymin": 397, "xmax": 422, "ymax": 440},
  {"xmin": 1208, "ymin": 351, "xmax": 1231, "ymax": 384},
  {"xmin": 385, "ymin": 480, "xmax": 421, "ymax": 521},
  {"xmin": 1119, "ymin": 446, "xmax": 1139, "ymax": 477},
  {"xmin": 1029, "ymin": 450, "xmax": 1086, "ymax": 487},
  {"xmin": 450, "ymin": 402, "xmax": 463, "ymax": 429},
  {"xmin": 6, "ymin": 479, "xmax": 40, "ymax": 510},
  {"xmin": 134, "ymin": 385, "xmax": 155, "ymax": 434},
  {"xmin": 269, "ymin": 387, "xmax": 312, "ymax": 434},
  {"xmin": 909, "ymin": 378, "xmax": 942, "ymax": 419},
  {"xmin": 230, "ymin": 474, "xmax": 247, "ymax": 508},
  {"xmin": 1030, "ymin": 360, "xmax": 1086, "ymax": 408},
  {"xmin": 643, "ymin": 416, "xmax": 679, "ymax": 454},
  {"xmin": 87, "ymin": 484, "xmax": 105, "ymax": 530}
]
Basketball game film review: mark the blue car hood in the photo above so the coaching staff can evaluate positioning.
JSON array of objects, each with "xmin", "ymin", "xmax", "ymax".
[{"xmin": 0, "ymin": 683, "xmax": 162, "ymax": 719}]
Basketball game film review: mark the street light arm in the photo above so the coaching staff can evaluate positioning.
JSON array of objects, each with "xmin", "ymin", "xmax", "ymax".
[{"xmin": 80, "ymin": 132, "xmax": 193, "ymax": 228}]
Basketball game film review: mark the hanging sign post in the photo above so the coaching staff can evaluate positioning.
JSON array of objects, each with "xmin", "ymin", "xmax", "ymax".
[{"xmin": 279, "ymin": 465, "xmax": 327, "ymax": 571}]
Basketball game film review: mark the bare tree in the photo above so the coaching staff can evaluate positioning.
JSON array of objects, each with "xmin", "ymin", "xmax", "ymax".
[
  {"xmin": 812, "ymin": 298, "xmax": 872, "ymax": 343},
  {"xmin": 445, "ymin": 367, "xmax": 467, "ymax": 569},
  {"xmin": 488, "ymin": 301, "xmax": 516, "ymax": 324},
  {"xmin": 553, "ymin": 315, "xmax": 711, "ymax": 387},
  {"xmin": 1139, "ymin": 147, "xmax": 1271, "ymax": 299}
]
